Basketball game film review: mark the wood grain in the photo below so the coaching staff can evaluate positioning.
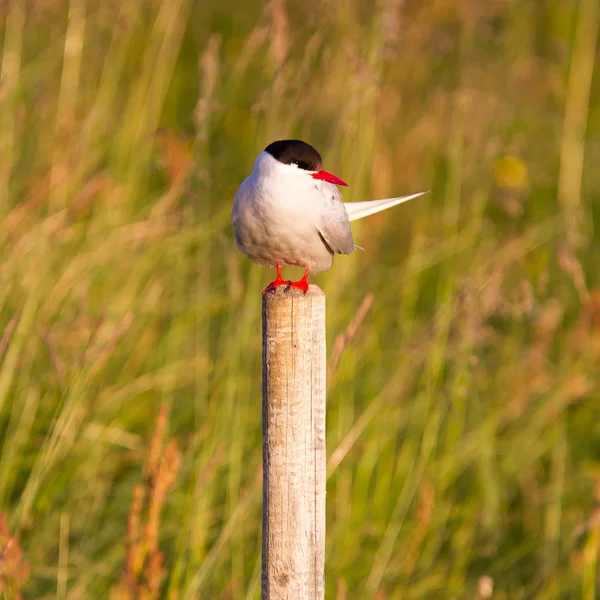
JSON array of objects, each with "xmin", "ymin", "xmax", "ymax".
[{"xmin": 262, "ymin": 285, "xmax": 326, "ymax": 600}]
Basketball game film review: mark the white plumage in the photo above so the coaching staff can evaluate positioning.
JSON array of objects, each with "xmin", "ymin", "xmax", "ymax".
[{"xmin": 344, "ymin": 192, "xmax": 427, "ymax": 222}]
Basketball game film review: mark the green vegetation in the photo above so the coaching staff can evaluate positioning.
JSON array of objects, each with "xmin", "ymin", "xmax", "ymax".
[{"xmin": 0, "ymin": 0, "xmax": 599, "ymax": 597}]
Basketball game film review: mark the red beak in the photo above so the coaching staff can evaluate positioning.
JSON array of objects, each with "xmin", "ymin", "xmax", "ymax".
[{"xmin": 311, "ymin": 169, "xmax": 348, "ymax": 187}]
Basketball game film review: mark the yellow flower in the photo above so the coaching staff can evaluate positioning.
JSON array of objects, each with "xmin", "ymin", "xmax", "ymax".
[{"xmin": 494, "ymin": 155, "xmax": 528, "ymax": 189}]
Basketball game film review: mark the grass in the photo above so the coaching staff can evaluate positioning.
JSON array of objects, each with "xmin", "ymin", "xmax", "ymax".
[{"xmin": 0, "ymin": 0, "xmax": 599, "ymax": 598}]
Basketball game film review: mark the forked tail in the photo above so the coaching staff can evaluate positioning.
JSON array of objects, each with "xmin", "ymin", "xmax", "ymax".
[{"xmin": 344, "ymin": 191, "xmax": 428, "ymax": 222}]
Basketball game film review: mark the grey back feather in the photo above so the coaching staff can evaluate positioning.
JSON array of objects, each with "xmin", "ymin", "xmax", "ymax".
[{"xmin": 317, "ymin": 187, "xmax": 355, "ymax": 255}]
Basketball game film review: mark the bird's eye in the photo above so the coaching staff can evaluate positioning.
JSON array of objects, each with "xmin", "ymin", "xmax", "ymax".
[{"xmin": 291, "ymin": 160, "xmax": 299, "ymax": 166}]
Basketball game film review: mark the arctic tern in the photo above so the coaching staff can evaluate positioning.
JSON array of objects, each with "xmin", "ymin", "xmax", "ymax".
[{"xmin": 232, "ymin": 139, "xmax": 426, "ymax": 294}]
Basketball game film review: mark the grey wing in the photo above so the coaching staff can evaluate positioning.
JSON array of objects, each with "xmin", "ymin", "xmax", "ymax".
[{"xmin": 317, "ymin": 188, "xmax": 355, "ymax": 255}]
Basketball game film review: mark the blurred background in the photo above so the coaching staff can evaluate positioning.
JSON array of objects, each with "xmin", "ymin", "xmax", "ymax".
[{"xmin": 0, "ymin": 0, "xmax": 599, "ymax": 598}]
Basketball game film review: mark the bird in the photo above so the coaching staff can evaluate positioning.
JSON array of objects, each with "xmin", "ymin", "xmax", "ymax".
[{"xmin": 232, "ymin": 139, "xmax": 426, "ymax": 294}]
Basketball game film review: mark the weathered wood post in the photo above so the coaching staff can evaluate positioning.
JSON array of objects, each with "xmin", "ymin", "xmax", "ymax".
[{"xmin": 261, "ymin": 285, "xmax": 326, "ymax": 599}]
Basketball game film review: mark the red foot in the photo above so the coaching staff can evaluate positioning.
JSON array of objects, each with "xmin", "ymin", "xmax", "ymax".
[
  {"xmin": 289, "ymin": 268, "xmax": 311, "ymax": 293},
  {"xmin": 262, "ymin": 265, "xmax": 292, "ymax": 295},
  {"xmin": 262, "ymin": 278, "xmax": 291, "ymax": 295},
  {"xmin": 289, "ymin": 279, "xmax": 309, "ymax": 293}
]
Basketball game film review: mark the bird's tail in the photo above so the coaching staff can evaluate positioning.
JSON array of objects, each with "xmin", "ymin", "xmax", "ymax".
[{"xmin": 345, "ymin": 191, "xmax": 427, "ymax": 222}]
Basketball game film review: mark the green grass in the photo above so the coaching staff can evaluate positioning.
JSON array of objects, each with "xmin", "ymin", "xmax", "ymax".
[{"xmin": 0, "ymin": 0, "xmax": 599, "ymax": 598}]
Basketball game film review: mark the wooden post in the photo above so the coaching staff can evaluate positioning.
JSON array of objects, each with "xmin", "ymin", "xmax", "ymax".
[{"xmin": 261, "ymin": 285, "xmax": 326, "ymax": 599}]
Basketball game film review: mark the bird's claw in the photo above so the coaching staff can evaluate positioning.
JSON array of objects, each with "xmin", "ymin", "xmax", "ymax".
[
  {"xmin": 262, "ymin": 278, "xmax": 292, "ymax": 295},
  {"xmin": 289, "ymin": 279, "xmax": 309, "ymax": 293},
  {"xmin": 262, "ymin": 265, "xmax": 310, "ymax": 295},
  {"xmin": 262, "ymin": 278, "xmax": 309, "ymax": 295}
]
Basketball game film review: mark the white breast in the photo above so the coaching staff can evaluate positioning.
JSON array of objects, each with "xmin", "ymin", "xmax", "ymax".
[{"xmin": 232, "ymin": 152, "xmax": 337, "ymax": 272}]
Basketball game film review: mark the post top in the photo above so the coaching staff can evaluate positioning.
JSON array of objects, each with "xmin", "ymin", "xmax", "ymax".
[{"xmin": 263, "ymin": 284, "xmax": 325, "ymax": 298}]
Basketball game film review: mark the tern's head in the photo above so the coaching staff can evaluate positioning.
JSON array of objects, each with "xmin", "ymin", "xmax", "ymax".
[{"xmin": 253, "ymin": 139, "xmax": 348, "ymax": 187}]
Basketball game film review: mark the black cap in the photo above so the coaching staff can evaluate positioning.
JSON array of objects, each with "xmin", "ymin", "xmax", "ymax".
[{"xmin": 264, "ymin": 139, "xmax": 322, "ymax": 172}]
